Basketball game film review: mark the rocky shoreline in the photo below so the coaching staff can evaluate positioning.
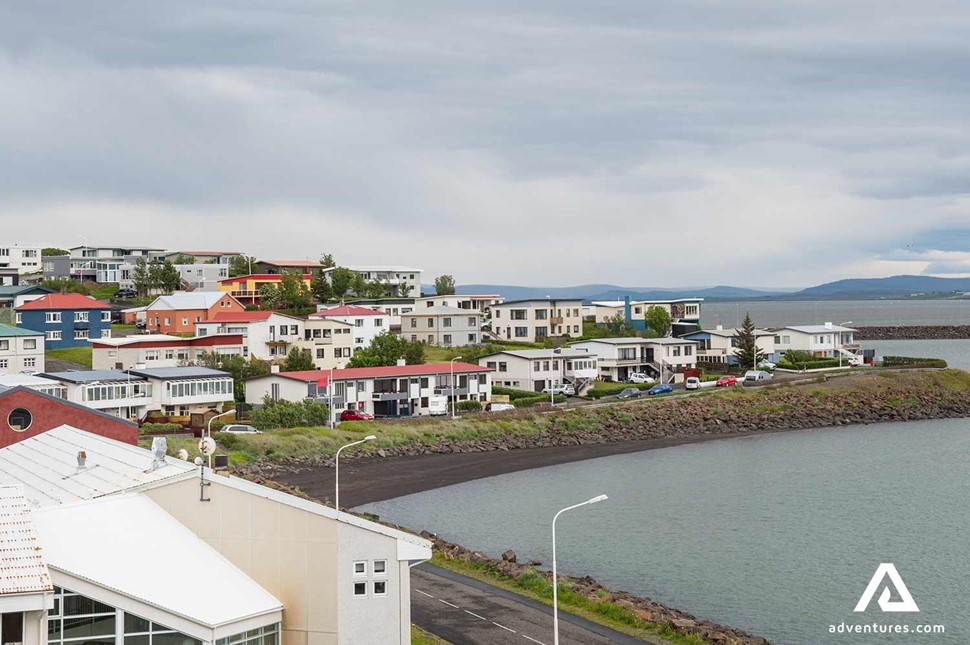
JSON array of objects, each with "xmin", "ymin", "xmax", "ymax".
[
  {"xmin": 427, "ymin": 534, "xmax": 772, "ymax": 645},
  {"xmin": 855, "ymin": 325, "xmax": 970, "ymax": 340}
]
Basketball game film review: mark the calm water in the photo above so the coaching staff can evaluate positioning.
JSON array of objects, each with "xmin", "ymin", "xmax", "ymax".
[
  {"xmin": 361, "ymin": 420, "xmax": 970, "ymax": 644},
  {"xmin": 703, "ymin": 300, "xmax": 970, "ymax": 328}
]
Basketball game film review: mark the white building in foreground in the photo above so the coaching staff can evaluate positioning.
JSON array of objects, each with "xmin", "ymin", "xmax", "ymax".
[
  {"xmin": 0, "ymin": 425, "xmax": 432, "ymax": 645},
  {"xmin": 476, "ymin": 348, "xmax": 598, "ymax": 393},
  {"xmin": 570, "ymin": 337, "xmax": 699, "ymax": 383},
  {"xmin": 771, "ymin": 323, "xmax": 859, "ymax": 359}
]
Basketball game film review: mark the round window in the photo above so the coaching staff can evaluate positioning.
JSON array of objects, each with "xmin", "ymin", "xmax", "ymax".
[{"xmin": 8, "ymin": 408, "xmax": 32, "ymax": 432}]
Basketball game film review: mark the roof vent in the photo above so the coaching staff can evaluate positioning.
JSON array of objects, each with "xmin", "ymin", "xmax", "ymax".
[
  {"xmin": 715, "ymin": 324, "xmax": 723, "ymax": 331},
  {"xmin": 824, "ymin": 322, "xmax": 833, "ymax": 329},
  {"xmin": 271, "ymin": 365, "xmax": 280, "ymax": 373},
  {"xmin": 77, "ymin": 450, "xmax": 87, "ymax": 469},
  {"xmin": 150, "ymin": 437, "xmax": 168, "ymax": 471},
  {"xmin": 396, "ymin": 358, "xmax": 406, "ymax": 366}
]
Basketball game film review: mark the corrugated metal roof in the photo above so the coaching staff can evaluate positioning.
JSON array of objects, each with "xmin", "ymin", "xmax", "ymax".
[
  {"xmin": 0, "ymin": 323, "xmax": 44, "ymax": 337},
  {"xmin": 0, "ymin": 485, "xmax": 53, "ymax": 595},
  {"xmin": 312, "ymin": 304, "xmax": 387, "ymax": 318},
  {"xmin": 34, "ymin": 495, "xmax": 282, "ymax": 634},
  {"xmin": 0, "ymin": 426, "xmax": 195, "ymax": 507},
  {"xmin": 129, "ymin": 367, "xmax": 230, "ymax": 380},
  {"xmin": 147, "ymin": 291, "xmax": 227, "ymax": 310},
  {"xmin": 16, "ymin": 293, "xmax": 110, "ymax": 311}
]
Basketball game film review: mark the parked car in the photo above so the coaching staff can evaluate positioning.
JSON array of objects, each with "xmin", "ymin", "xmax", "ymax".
[
  {"xmin": 757, "ymin": 361, "xmax": 777, "ymax": 371},
  {"xmin": 486, "ymin": 402, "xmax": 516, "ymax": 412},
  {"xmin": 628, "ymin": 373, "xmax": 655, "ymax": 384},
  {"xmin": 648, "ymin": 384, "xmax": 673, "ymax": 395},
  {"xmin": 685, "ymin": 377, "xmax": 701, "ymax": 390},
  {"xmin": 135, "ymin": 319, "xmax": 146, "ymax": 330},
  {"xmin": 533, "ymin": 401, "xmax": 566, "ymax": 411},
  {"xmin": 716, "ymin": 375, "xmax": 739, "ymax": 387},
  {"xmin": 542, "ymin": 383, "xmax": 576, "ymax": 396},
  {"xmin": 847, "ymin": 356, "xmax": 863, "ymax": 367},
  {"xmin": 744, "ymin": 370, "xmax": 773, "ymax": 382},
  {"xmin": 219, "ymin": 424, "xmax": 260, "ymax": 434},
  {"xmin": 617, "ymin": 387, "xmax": 642, "ymax": 399},
  {"xmin": 339, "ymin": 409, "xmax": 374, "ymax": 422}
]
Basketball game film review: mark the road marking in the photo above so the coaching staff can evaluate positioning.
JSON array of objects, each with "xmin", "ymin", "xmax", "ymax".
[
  {"xmin": 438, "ymin": 599, "xmax": 460, "ymax": 609},
  {"xmin": 522, "ymin": 636, "xmax": 547, "ymax": 645},
  {"xmin": 415, "ymin": 589, "xmax": 434, "ymax": 598},
  {"xmin": 492, "ymin": 621, "xmax": 516, "ymax": 633},
  {"xmin": 464, "ymin": 610, "xmax": 487, "ymax": 621}
]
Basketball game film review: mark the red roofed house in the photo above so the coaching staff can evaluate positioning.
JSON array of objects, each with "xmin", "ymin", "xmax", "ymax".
[
  {"xmin": 90, "ymin": 334, "xmax": 246, "ymax": 370},
  {"xmin": 0, "ymin": 386, "xmax": 137, "ymax": 449},
  {"xmin": 144, "ymin": 291, "xmax": 245, "ymax": 335},
  {"xmin": 311, "ymin": 305, "xmax": 390, "ymax": 351},
  {"xmin": 196, "ymin": 311, "xmax": 305, "ymax": 361},
  {"xmin": 244, "ymin": 362, "xmax": 493, "ymax": 417},
  {"xmin": 16, "ymin": 293, "xmax": 112, "ymax": 349}
]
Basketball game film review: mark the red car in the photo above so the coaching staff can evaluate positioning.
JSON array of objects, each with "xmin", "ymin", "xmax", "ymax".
[
  {"xmin": 339, "ymin": 409, "xmax": 374, "ymax": 422},
  {"xmin": 715, "ymin": 375, "xmax": 738, "ymax": 387}
]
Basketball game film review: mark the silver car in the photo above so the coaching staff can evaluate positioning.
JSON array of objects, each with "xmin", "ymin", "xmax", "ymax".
[{"xmin": 219, "ymin": 424, "xmax": 261, "ymax": 434}]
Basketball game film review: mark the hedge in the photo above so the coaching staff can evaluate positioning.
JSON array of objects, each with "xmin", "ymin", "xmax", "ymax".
[
  {"xmin": 882, "ymin": 356, "xmax": 948, "ymax": 368},
  {"xmin": 450, "ymin": 400, "xmax": 484, "ymax": 413},
  {"xmin": 584, "ymin": 382, "xmax": 652, "ymax": 399},
  {"xmin": 512, "ymin": 394, "xmax": 567, "ymax": 408},
  {"xmin": 777, "ymin": 358, "xmax": 845, "ymax": 370},
  {"xmin": 140, "ymin": 422, "xmax": 183, "ymax": 434},
  {"xmin": 493, "ymin": 386, "xmax": 546, "ymax": 400}
]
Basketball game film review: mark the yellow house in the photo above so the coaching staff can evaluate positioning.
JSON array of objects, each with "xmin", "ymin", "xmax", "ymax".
[{"xmin": 218, "ymin": 273, "xmax": 313, "ymax": 307}]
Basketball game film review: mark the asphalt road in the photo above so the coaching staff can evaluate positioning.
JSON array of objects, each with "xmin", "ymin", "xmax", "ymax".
[{"xmin": 412, "ymin": 564, "xmax": 656, "ymax": 645}]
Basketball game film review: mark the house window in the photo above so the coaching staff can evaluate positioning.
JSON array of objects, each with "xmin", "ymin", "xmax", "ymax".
[
  {"xmin": 487, "ymin": 362, "xmax": 497, "ymax": 369},
  {"xmin": 373, "ymin": 560, "xmax": 386, "ymax": 575},
  {"xmin": 498, "ymin": 362, "xmax": 507, "ymax": 372},
  {"xmin": 164, "ymin": 317, "xmax": 170, "ymax": 326},
  {"xmin": 271, "ymin": 383, "xmax": 280, "ymax": 400},
  {"xmin": 411, "ymin": 335, "xmax": 417, "ymax": 342},
  {"xmin": 533, "ymin": 361, "xmax": 540, "ymax": 370},
  {"xmin": 427, "ymin": 335, "xmax": 433, "ymax": 343},
  {"xmin": 468, "ymin": 333, "xmax": 477, "ymax": 343},
  {"xmin": 0, "ymin": 340, "xmax": 7, "ymax": 351},
  {"xmin": 685, "ymin": 345, "xmax": 693, "ymax": 356},
  {"xmin": 535, "ymin": 309, "xmax": 547, "ymax": 320},
  {"xmin": 375, "ymin": 319, "xmax": 383, "ymax": 327},
  {"xmin": 46, "ymin": 331, "xmax": 62, "ymax": 341},
  {"xmin": 355, "ymin": 319, "xmax": 364, "ymax": 327},
  {"xmin": 543, "ymin": 361, "xmax": 550, "ymax": 371},
  {"xmin": 672, "ymin": 346, "xmax": 681, "ymax": 357},
  {"xmin": 514, "ymin": 327, "xmax": 528, "ymax": 338},
  {"xmin": 443, "ymin": 318, "xmax": 452, "ymax": 328},
  {"xmin": 23, "ymin": 358, "xmax": 36, "ymax": 368},
  {"xmin": 182, "ymin": 317, "xmax": 189, "ymax": 326},
  {"xmin": 353, "ymin": 582, "xmax": 367, "ymax": 596},
  {"xmin": 74, "ymin": 330, "xmax": 89, "ymax": 340},
  {"xmin": 427, "ymin": 318, "xmax": 434, "ymax": 328},
  {"xmin": 354, "ymin": 561, "xmax": 366, "ymax": 575},
  {"xmin": 316, "ymin": 348, "xmax": 325, "ymax": 358},
  {"xmin": 101, "ymin": 311, "xmax": 111, "ymax": 322},
  {"xmin": 0, "ymin": 359, "xmax": 7, "ymax": 369},
  {"xmin": 443, "ymin": 334, "xmax": 452, "ymax": 345},
  {"xmin": 468, "ymin": 317, "xmax": 477, "ymax": 327},
  {"xmin": 74, "ymin": 311, "xmax": 89, "ymax": 323},
  {"xmin": 373, "ymin": 581, "xmax": 387, "ymax": 596},
  {"xmin": 46, "ymin": 312, "xmax": 62, "ymax": 324},
  {"xmin": 15, "ymin": 313, "xmax": 21, "ymax": 324},
  {"xmin": 290, "ymin": 325, "xmax": 298, "ymax": 335},
  {"xmin": 23, "ymin": 339, "xmax": 36, "ymax": 350},
  {"xmin": 410, "ymin": 318, "xmax": 417, "ymax": 328}
]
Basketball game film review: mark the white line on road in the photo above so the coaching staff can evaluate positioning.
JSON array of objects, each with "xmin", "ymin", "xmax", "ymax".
[
  {"xmin": 415, "ymin": 589, "xmax": 434, "ymax": 598},
  {"xmin": 464, "ymin": 610, "xmax": 487, "ymax": 621},
  {"xmin": 492, "ymin": 621, "xmax": 516, "ymax": 633},
  {"xmin": 521, "ymin": 636, "xmax": 547, "ymax": 645},
  {"xmin": 438, "ymin": 599, "xmax": 460, "ymax": 609}
]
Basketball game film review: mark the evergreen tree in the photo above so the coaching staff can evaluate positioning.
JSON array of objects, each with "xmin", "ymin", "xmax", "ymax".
[
  {"xmin": 434, "ymin": 275, "xmax": 456, "ymax": 296},
  {"xmin": 329, "ymin": 267, "xmax": 356, "ymax": 300},
  {"xmin": 133, "ymin": 258, "xmax": 150, "ymax": 295},
  {"xmin": 733, "ymin": 313, "xmax": 764, "ymax": 370},
  {"xmin": 159, "ymin": 261, "xmax": 182, "ymax": 292}
]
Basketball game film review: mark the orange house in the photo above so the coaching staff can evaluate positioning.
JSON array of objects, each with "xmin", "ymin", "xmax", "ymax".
[
  {"xmin": 218, "ymin": 273, "xmax": 312, "ymax": 307},
  {"xmin": 144, "ymin": 292, "xmax": 245, "ymax": 334}
]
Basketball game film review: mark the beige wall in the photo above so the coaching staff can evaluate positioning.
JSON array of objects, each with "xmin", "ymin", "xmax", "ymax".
[{"xmin": 145, "ymin": 478, "xmax": 341, "ymax": 645}]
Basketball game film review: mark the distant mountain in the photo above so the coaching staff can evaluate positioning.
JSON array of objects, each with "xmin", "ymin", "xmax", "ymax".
[
  {"xmin": 454, "ymin": 284, "xmax": 788, "ymax": 302},
  {"xmin": 793, "ymin": 275, "xmax": 970, "ymax": 298}
]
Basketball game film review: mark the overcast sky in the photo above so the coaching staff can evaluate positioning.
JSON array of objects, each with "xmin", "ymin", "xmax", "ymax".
[{"xmin": 1, "ymin": 1, "xmax": 968, "ymax": 288}]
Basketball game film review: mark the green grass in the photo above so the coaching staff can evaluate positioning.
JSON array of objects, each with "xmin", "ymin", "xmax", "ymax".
[
  {"xmin": 46, "ymin": 346, "xmax": 93, "ymax": 368},
  {"xmin": 410, "ymin": 626, "xmax": 450, "ymax": 645},
  {"xmin": 111, "ymin": 323, "xmax": 136, "ymax": 330},
  {"xmin": 431, "ymin": 554, "xmax": 706, "ymax": 644}
]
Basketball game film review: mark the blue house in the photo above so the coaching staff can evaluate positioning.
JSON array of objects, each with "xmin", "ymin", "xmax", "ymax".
[{"xmin": 16, "ymin": 293, "xmax": 112, "ymax": 349}]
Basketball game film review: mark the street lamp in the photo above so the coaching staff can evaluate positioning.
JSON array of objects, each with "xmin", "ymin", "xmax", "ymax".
[
  {"xmin": 450, "ymin": 356, "xmax": 463, "ymax": 419},
  {"xmin": 552, "ymin": 494, "xmax": 608, "ymax": 645},
  {"xmin": 838, "ymin": 320, "xmax": 853, "ymax": 368},
  {"xmin": 335, "ymin": 435, "xmax": 377, "ymax": 511},
  {"xmin": 205, "ymin": 409, "xmax": 236, "ymax": 468},
  {"xmin": 328, "ymin": 367, "xmax": 335, "ymax": 430}
]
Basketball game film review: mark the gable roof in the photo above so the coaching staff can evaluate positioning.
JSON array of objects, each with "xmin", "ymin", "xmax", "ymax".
[
  {"xmin": 311, "ymin": 304, "xmax": 386, "ymax": 318},
  {"xmin": 0, "ymin": 323, "xmax": 44, "ymax": 337},
  {"xmin": 146, "ymin": 291, "xmax": 231, "ymax": 311},
  {"xmin": 0, "ymin": 485, "xmax": 53, "ymax": 595},
  {"xmin": 16, "ymin": 293, "xmax": 109, "ymax": 311},
  {"xmin": 129, "ymin": 367, "xmax": 230, "ymax": 380},
  {"xmin": 261, "ymin": 362, "xmax": 491, "ymax": 385},
  {"xmin": 0, "ymin": 285, "xmax": 54, "ymax": 298}
]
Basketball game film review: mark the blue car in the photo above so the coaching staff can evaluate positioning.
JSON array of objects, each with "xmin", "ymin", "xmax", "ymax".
[{"xmin": 648, "ymin": 384, "xmax": 673, "ymax": 395}]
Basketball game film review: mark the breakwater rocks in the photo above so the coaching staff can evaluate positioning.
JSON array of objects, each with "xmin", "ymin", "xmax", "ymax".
[
  {"xmin": 428, "ymin": 535, "xmax": 772, "ymax": 645},
  {"xmin": 855, "ymin": 325, "xmax": 970, "ymax": 340},
  {"xmin": 237, "ymin": 372, "xmax": 970, "ymax": 481}
]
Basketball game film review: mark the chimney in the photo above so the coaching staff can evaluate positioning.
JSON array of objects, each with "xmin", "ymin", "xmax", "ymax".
[
  {"xmin": 76, "ymin": 450, "xmax": 87, "ymax": 469},
  {"xmin": 715, "ymin": 324, "xmax": 723, "ymax": 331},
  {"xmin": 396, "ymin": 358, "xmax": 406, "ymax": 367},
  {"xmin": 824, "ymin": 322, "xmax": 833, "ymax": 330},
  {"xmin": 271, "ymin": 364, "xmax": 280, "ymax": 373}
]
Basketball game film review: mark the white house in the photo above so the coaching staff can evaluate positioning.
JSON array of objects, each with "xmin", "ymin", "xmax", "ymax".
[
  {"xmin": 196, "ymin": 311, "xmax": 306, "ymax": 361},
  {"xmin": 0, "ymin": 323, "xmax": 45, "ymax": 374},
  {"xmin": 416, "ymin": 294, "xmax": 504, "ymax": 313},
  {"xmin": 330, "ymin": 298, "xmax": 415, "ymax": 327},
  {"xmin": 296, "ymin": 317, "xmax": 355, "ymax": 370},
  {"xmin": 680, "ymin": 325, "xmax": 778, "ymax": 366},
  {"xmin": 0, "ymin": 425, "xmax": 432, "ymax": 645},
  {"xmin": 173, "ymin": 262, "xmax": 230, "ymax": 291},
  {"xmin": 570, "ymin": 337, "xmax": 699, "ymax": 383},
  {"xmin": 591, "ymin": 298, "xmax": 703, "ymax": 336},
  {"xmin": 246, "ymin": 362, "xmax": 493, "ymax": 417},
  {"xmin": 489, "ymin": 299, "xmax": 583, "ymax": 343},
  {"xmin": 400, "ymin": 306, "xmax": 482, "ymax": 346},
  {"xmin": 771, "ymin": 323, "xmax": 860, "ymax": 359},
  {"xmin": 477, "ymin": 348, "xmax": 598, "ymax": 393},
  {"xmin": 309, "ymin": 305, "xmax": 390, "ymax": 350},
  {"xmin": 0, "ymin": 244, "xmax": 42, "ymax": 275},
  {"xmin": 90, "ymin": 333, "xmax": 246, "ymax": 370},
  {"xmin": 319, "ymin": 266, "xmax": 423, "ymax": 298}
]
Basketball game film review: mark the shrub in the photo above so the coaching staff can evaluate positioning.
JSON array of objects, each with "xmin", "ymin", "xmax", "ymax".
[
  {"xmin": 249, "ymin": 398, "xmax": 330, "ymax": 430},
  {"xmin": 882, "ymin": 356, "xmax": 948, "ymax": 368},
  {"xmin": 512, "ymin": 394, "xmax": 566, "ymax": 408},
  {"xmin": 777, "ymin": 358, "xmax": 844, "ymax": 370},
  {"xmin": 140, "ymin": 422, "xmax": 183, "ymax": 434},
  {"xmin": 450, "ymin": 399, "xmax": 484, "ymax": 413},
  {"xmin": 492, "ymin": 386, "xmax": 544, "ymax": 400},
  {"xmin": 584, "ymin": 382, "xmax": 652, "ymax": 399}
]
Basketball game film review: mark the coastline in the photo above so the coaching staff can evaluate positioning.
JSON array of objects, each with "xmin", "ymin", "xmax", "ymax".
[{"xmin": 854, "ymin": 324, "xmax": 970, "ymax": 339}]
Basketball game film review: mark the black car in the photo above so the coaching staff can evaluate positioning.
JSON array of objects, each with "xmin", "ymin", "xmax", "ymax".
[
  {"xmin": 616, "ymin": 387, "xmax": 642, "ymax": 399},
  {"xmin": 115, "ymin": 288, "xmax": 137, "ymax": 299}
]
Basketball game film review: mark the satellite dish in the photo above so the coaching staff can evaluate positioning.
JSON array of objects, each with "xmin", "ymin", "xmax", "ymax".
[
  {"xmin": 193, "ymin": 457, "xmax": 204, "ymax": 466},
  {"xmin": 177, "ymin": 449, "xmax": 189, "ymax": 461},
  {"xmin": 198, "ymin": 437, "xmax": 217, "ymax": 456}
]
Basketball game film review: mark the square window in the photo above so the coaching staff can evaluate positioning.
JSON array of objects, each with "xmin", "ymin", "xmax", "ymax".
[
  {"xmin": 353, "ymin": 561, "xmax": 366, "ymax": 576},
  {"xmin": 373, "ymin": 581, "xmax": 387, "ymax": 596},
  {"xmin": 373, "ymin": 560, "xmax": 386, "ymax": 574},
  {"xmin": 354, "ymin": 582, "xmax": 367, "ymax": 596}
]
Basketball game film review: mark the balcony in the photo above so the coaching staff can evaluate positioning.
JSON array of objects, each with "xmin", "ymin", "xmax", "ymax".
[
  {"xmin": 371, "ymin": 391, "xmax": 409, "ymax": 401},
  {"xmin": 550, "ymin": 316, "xmax": 564, "ymax": 325},
  {"xmin": 434, "ymin": 386, "xmax": 469, "ymax": 397}
]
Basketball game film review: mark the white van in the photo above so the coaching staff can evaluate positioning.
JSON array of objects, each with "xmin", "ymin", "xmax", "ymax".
[
  {"xmin": 685, "ymin": 377, "xmax": 701, "ymax": 390},
  {"xmin": 486, "ymin": 402, "xmax": 516, "ymax": 412},
  {"xmin": 744, "ymin": 370, "xmax": 773, "ymax": 382},
  {"xmin": 428, "ymin": 396, "xmax": 449, "ymax": 416}
]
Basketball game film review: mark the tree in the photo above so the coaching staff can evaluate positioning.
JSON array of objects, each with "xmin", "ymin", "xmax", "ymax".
[
  {"xmin": 229, "ymin": 255, "xmax": 257, "ymax": 277},
  {"xmin": 158, "ymin": 261, "xmax": 182, "ymax": 292},
  {"xmin": 733, "ymin": 313, "xmax": 764, "ymax": 371},
  {"xmin": 311, "ymin": 273, "xmax": 334, "ymax": 303},
  {"xmin": 319, "ymin": 253, "xmax": 336, "ymax": 269},
  {"xmin": 41, "ymin": 278, "xmax": 89, "ymax": 295},
  {"xmin": 133, "ymin": 258, "xmax": 151, "ymax": 295},
  {"xmin": 604, "ymin": 313, "xmax": 638, "ymax": 337},
  {"xmin": 351, "ymin": 273, "xmax": 367, "ymax": 297},
  {"xmin": 434, "ymin": 275, "xmax": 456, "ymax": 296},
  {"xmin": 399, "ymin": 282, "xmax": 413, "ymax": 298},
  {"xmin": 282, "ymin": 347, "xmax": 315, "ymax": 371},
  {"xmin": 329, "ymin": 267, "xmax": 356, "ymax": 300},
  {"xmin": 260, "ymin": 271, "xmax": 312, "ymax": 310},
  {"xmin": 169, "ymin": 254, "xmax": 195, "ymax": 265},
  {"xmin": 41, "ymin": 247, "xmax": 69, "ymax": 256},
  {"xmin": 348, "ymin": 332, "xmax": 426, "ymax": 368},
  {"xmin": 645, "ymin": 305, "xmax": 672, "ymax": 338},
  {"xmin": 364, "ymin": 279, "xmax": 388, "ymax": 299}
]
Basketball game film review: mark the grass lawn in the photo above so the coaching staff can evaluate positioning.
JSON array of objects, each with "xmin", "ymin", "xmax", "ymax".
[
  {"xmin": 111, "ymin": 323, "xmax": 136, "ymax": 330},
  {"xmin": 410, "ymin": 626, "xmax": 450, "ymax": 645},
  {"xmin": 46, "ymin": 346, "xmax": 93, "ymax": 368}
]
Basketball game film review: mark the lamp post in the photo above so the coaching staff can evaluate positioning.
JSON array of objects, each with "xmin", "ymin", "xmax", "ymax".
[
  {"xmin": 838, "ymin": 320, "xmax": 853, "ymax": 368},
  {"xmin": 205, "ymin": 409, "xmax": 236, "ymax": 468},
  {"xmin": 552, "ymin": 494, "xmax": 608, "ymax": 645},
  {"xmin": 328, "ymin": 367, "xmax": 335, "ymax": 430},
  {"xmin": 335, "ymin": 435, "xmax": 376, "ymax": 511},
  {"xmin": 450, "ymin": 356, "xmax": 463, "ymax": 419}
]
